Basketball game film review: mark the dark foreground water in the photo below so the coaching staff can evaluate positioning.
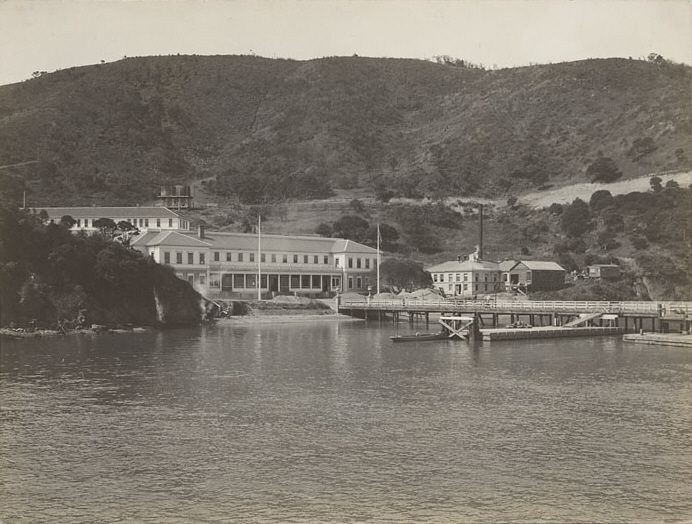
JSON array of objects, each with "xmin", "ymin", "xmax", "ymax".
[{"xmin": 1, "ymin": 321, "xmax": 691, "ymax": 523}]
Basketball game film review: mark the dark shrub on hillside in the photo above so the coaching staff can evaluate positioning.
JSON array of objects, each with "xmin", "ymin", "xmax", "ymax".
[
  {"xmin": 587, "ymin": 157, "xmax": 622, "ymax": 183},
  {"xmin": 379, "ymin": 258, "xmax": 432, "ymax": 291},
  {"xmin": 548, "ymin": 203, "xmax": 563, "ymax": 215},
  {"xmin": 560, "ymin": 198, "xmax": 592, "ymax": 237},
  {"xmin": 589, "ymin": 190, "xmax": 614, "ymax": 211},
  {"xmin": 626, "ymin": 137, "xmax": 657, "ymax": 161},
  {"xmin": 314, "ymin": 222, "xmax": 333, "ymax": 237},
  {"xmin": 332, "ymin": 215, "xmax": 369, "ymax": 242}
]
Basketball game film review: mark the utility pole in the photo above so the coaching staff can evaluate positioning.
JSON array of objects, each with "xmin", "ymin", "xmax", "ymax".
[
  {"xmin": 377, "ymin": 224, "xmax": 381, "ymax": 295},
  {"xmin": 257, "ymin": 214, "xmax": 262, "ymax": 301}
]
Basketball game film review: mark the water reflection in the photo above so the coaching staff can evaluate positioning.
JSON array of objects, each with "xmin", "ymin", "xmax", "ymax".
[{"xmin": 2, "ymin": 324, "xmax": 692, "ymax": 523}]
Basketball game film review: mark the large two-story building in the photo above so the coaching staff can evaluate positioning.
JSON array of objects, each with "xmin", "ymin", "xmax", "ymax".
[
  {"xmin": 427, "ymin": 252, "xmax": 502, "ymax": 297},
  {"xmin": 131, "ymin": 226, "xmax": 378, "ymax": 297},
  {"xmin": 39, "ymin": 206, "xmax": 191, "ymax": 232}
]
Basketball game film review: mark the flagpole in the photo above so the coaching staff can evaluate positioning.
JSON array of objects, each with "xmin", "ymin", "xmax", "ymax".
[
  {"xmin": 257, "ymin": 214, "xmax": 262, "ymax": 301},
  {"xmin": 377, "ymin": 224, "xmax": 381, "ymax": 295}
]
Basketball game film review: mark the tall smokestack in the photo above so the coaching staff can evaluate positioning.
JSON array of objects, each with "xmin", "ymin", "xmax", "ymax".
[{"xmin": 478, "ymin": 204, "xmax": 484, "ymax": 260}]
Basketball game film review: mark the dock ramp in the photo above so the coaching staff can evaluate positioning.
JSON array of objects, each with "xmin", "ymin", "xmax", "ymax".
[{"xmin": 563, "ymin": 312, "xmax": 603, "ymax": 327}]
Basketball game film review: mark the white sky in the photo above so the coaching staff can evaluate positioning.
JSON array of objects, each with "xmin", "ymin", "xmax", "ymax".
[{"xmin": 0, "ymin": 0, "xmax": 690, "ymax": 86}]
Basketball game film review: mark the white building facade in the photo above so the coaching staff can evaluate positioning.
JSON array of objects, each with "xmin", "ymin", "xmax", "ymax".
[
  {"xmin": 131, "ymin": 228, "xmax": 378, "ymax": 297},
  {"xmin": 427, "ymin": 253, "xmax": 502, "ymax": 297},
  {"xmin": 39, "ymin": 206, "xmax": 191, "ymax": 232}
]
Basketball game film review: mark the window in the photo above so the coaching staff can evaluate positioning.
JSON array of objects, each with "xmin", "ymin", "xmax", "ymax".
[
  {"xmin": 76, "ymin": 219, "xmax": 81, "ymax": 227},
  {"xmin": 301, "ymin": 275, "xmax": 310, "ymax": 288},
  {"xmin": 168, "ymin": 219, "xmax": 173, "ymax": 227},
  {"xmin": 176, "ymin": 252, "xmax": 183, "ymax": 264},
  {"xmin": 214, "ymin": 252, "xmax": 220, "ymax": 262},
  {"xmin": 357, "ymin": 258, "xmax": 362, "ymax": 269},
  {"xmin": 164, "ymin": 251, "xmax": 170, "ymax": 264},
  {"xmin": 246, "ymin": 274, "xmax": 257, "ymax": 288},
  {"xmin": 233, "ymin": 274, "xmax": 245, "ymax": 288},
  {"xmin": 139, "ymin": 219, "xmax": 144, "ymax": 227},
  {"xmin": 249, "ymin": 253, "xmax": 254, "ymax": 262},
  {"xmin": 84, "ymin": 219, "xmax": 89, "ymax": 227},
  {"xmin": 145, "ymin": 219, "xmax": 149, "ymax": 227},
  {"xmin": 200, "ymin": 275, "xmax": 206, "ymax": 286},
  {"xmin": 199, "ymin": 253, "xmax": 205, "ymax": 265},
  {"xmin": 187, "ymin": 275, "xmax": 194, "ymax": 284},
  {"xmin": 210, "ymin": 273, "xmax": 220, "ymax": 287},
  {"xmin": 283, "ymin": 254, "xmax": 288, "ymax": 263},
  {"xmin": 348, "ymin": 277, "xmax": 353, "ymax": 289},
  {"xmin": 348, "ymin": 257, "xmax": 353, "ymax": 268},
  {"xmin": 335, "ymin": 258, "xmax": 340, "ymax": 268},
  {"xmin": 313, "ymin": 255, "xmax": 318, "ymax": 264},
  {"xmin": 226, "ymin": 252, "xmax": 232, "ymax": 262},
  {"xmin": 290, "ymin": 275, "xmax": 301, "ymax": 288},
  {"xmin": 260, "ymin": 275, "xmax": 267, "ymax": 288},
  {"xmin": 238, "ymin": 253, "xmax": 244, "ymax": 262},
  {"xmin": 293, "ymin": 255, "xmax": 298, "ymax": 263},
  {"xmin": 323, "ymin": 256, "xmax": 328, "ymax": 264},
  {"xmin": 261, "ymin": 253, "xmax": 266, "ymax": 263},
  {"xmin": 456, "ymin": 274, "xmax": 460, "ymax": 282},
  {"xmin": 464, "ymin": 283, "xmax": 468, "ymax": 291},
  {"xmin": 156, "ymin": 218, "xmax": 161, "ymax": 227},
  {"xmin": 485, "ymin": 275, "xmax": 488, "ymax": 282},
  {"xmin": 434, "ymin": 274, "xmax": 438, "ymax": 282},
  {"xmin": 464, "ymin": 273, "xmax": 468, "ymax": 282},
  {"xmin": 448, "ymin": 283, "xmax": 453, "ymax": 291},
  {"xmin": 303, "ymin": 255, "xmax": 308, "ymax": 264},
  {"xmin": 475, "ymin": 274, "xmax": 479, "ymax": 281},
  {"xmin": 187, "ymin": 252, "xmax": 194, "ymax": 265},
  {"xmin": 356, "ymin": 277, "xmax": 362, "ymax": 289},
  {"xmin": 332, "ymin": 277, "xmax": 340, "ymax": 288},
  {"xmin": 365, "ymin": 258, "xmax": 370, "ymax": 269},
  {"xmin": 440, "ymin": 274, "xmax": 445, "ymax": 282},
  {"xmin": 271, "ymin": 254, "xmax": 276, "ymax": 263},
  {"xmin": 312, "ymin": 275, "xmax": 321, "ymax": 288}
]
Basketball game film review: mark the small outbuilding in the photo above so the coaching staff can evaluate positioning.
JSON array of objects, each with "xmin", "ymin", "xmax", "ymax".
[
  {"xmin": 506, "ymin": 261, "xmax": 566, "ymax": 291},
  {"xmin": 587, "ymin": 264, "xmax": 621, "ymax": 280}
]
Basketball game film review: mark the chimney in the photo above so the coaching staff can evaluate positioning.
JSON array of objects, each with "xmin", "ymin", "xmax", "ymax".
[
  {"xmin": 197, "ymin": 223, "xmax": 205, "ymax": 239},
  {"xmin": 478, "ymin": 203, "xmax": 484, "ymax": 260}
]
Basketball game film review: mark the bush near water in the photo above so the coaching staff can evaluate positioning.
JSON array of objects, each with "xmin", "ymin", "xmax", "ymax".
[{"xmin": 0, "ymin": 206, "xmax": 202, "ymax": 328}]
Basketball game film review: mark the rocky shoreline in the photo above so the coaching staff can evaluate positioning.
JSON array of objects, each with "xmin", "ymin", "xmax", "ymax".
[{"xmin": 0, "ymin": 325, "xmax": 155, "ymax": 339}]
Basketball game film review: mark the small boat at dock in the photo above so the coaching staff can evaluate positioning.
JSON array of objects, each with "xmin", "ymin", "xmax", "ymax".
[{"xmin": 390, "ymin": 332, "xmax": 449, "ymax": 343}]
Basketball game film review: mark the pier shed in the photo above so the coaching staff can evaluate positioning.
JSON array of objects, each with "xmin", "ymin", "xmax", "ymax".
[{"xmin": 507, "ymin": 261, "xmax": 566, "ymax": 291}]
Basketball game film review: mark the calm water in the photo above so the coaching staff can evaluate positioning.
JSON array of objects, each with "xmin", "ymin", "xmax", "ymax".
[{"xmin": 1, "ymin": 321, "xmax": 691, "ymax": 523}]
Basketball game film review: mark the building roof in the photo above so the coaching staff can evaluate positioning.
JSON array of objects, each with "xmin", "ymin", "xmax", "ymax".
[
  {"xmin": 512, "ymin": 260, "xmax": 565, "ymax": 271},
  {"xmin": 40, "ymin": 206, "xmax": 181, "ymax": 219},
  {"xmin": 498, "ymin": 260, "xmax": 517, "ymax": 271},
  {"xmin": 132, "ymin": 229, "xmax": 377, "ymax": 254},
  {"xmin": 131, "ymin": 230, "xmax": 211, "ymax": 248},
  {"xmin": 427, "ymin": 259, "xmax": 500, "ymax": 273},
  {"xmin": 587, "ymin": 264, "xmax": 620, "ymax": 268}
]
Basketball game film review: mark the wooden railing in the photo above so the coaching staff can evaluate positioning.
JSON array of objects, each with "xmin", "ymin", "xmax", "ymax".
[{"xmin": 338, "ymin": 298, "xmax": 692, "ymax": 316}]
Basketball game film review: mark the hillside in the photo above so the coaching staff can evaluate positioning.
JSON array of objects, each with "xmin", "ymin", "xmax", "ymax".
[{"xmin": 0, "ymin": 55, "xmax": 690, "ymax": 206}]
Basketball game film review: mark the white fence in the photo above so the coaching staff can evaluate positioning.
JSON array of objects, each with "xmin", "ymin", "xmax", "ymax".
[{"xmin": 338, "ymin": 298, "xmax": 692, "ymax": 315}]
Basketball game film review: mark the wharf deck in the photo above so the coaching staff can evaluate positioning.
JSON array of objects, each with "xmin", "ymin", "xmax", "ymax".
[
  {"xmin": 623, "ymin": 333, "xmax": 692, "ymax": 348},
  {"xmin": 481, "ymin": 326, "xmax": 624, "ymax": 341}
]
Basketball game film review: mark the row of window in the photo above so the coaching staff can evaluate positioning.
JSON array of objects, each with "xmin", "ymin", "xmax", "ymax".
[
  {"xmin": 165, "ymin": 251, "xmax": 206, "ymax": 265},
  {"xmin": 73, "ymin": 217, "xmax": 175, "ymax": 228},
  {"xmin": 432, "ymin": 272, "xmax": 499, "ymax": 283},
  {"xmin": 212, "ymin": 252, "xmax": 331, "ymax": 265},
  {"xmin": 166, "ymin": 250, "xmax": 376, "ymax": 270},
  {"xmin": 440, "ymin": 282, "xmax": 494, "ymax": 293}
]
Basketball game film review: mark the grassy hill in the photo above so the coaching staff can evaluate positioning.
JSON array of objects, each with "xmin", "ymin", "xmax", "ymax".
[{"xmin": 0, "ymin": 55, "xmax": 690, "ymax": 206}]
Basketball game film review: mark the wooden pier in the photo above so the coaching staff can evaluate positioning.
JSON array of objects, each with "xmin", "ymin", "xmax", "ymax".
[
  {"xmin": 481, "ymin": 326, "xmax": 624, "ymax": 341},
  {"xmin": 339, "ymin": 298, "xmax": 692, "ymax": 339}
]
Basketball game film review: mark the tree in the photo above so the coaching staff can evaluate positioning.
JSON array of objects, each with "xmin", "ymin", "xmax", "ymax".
[
  {"xmin": 332, "ymin": 215, "xmax": 369, "ymax": 241},
  {"xmin": 349, "ymin": 199, "xmax": 366, "ymax": 214},
  {"xmin": 649, "ymin": 176, "xmax": 663, "ymax": 192},
  {"xmin": 589, "ymin": 190, "xmax": 614, "ymax": 212},
  {"xmin": 93, "ymin": 217, "xmax": 117, "ymax": 237},
  {"xmin": 365, "ymin": 223, "xmax": 399, "ymax": 250},
  {"xmin": 665, "ymin": 180, "xmax": 680, "ymax": 190},
  {"xmin": 586, "ymin": 157, "xmax": 622, "ymax": 183},
  {"xmin": 548, "ymin": 203, "xmax": 564, "ymax": 215},
  {"xmin": 60, "ymin": 215, "xmax": 76, "ymax": 228},
  {"xmin": 560, "ymin": 198, "xmax": 592, "ymax": 237},
  {"xmin": 314, "ymin": 223, "xmax": 333, "ymax": 237},
  {"xmin": 117, "ymin": 220, "xmax": 136, "ymax": 232},
  {"xmin": 379, "ymin": 258, "xmax": 432, "ymax": 291}
]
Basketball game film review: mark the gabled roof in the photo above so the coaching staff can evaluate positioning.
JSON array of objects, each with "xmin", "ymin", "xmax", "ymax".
[
  {"xmin": 427, "ymin": 259, "xmax": 500, "ymax": 272},
  {"xmin": 587, "ymin": 264, "xmax": 619, "ymax": 268},
  {"xmin": 499, "ymin": 260, "xmax": 517, "ymax": 271},
  {"xmin": 40, "ymin": 206, "xmax": 181, "ymax": 219},
  {"xmin": 512, "ymin": 260, "xmax": 565, "ymax": 271},
  {"xmin": 132, "ymin": 230, "xmax": 211, "ymax": 248},
  {"xmin": 132, "ymin": 229, "xmax": 376, "ymax": 254}
]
